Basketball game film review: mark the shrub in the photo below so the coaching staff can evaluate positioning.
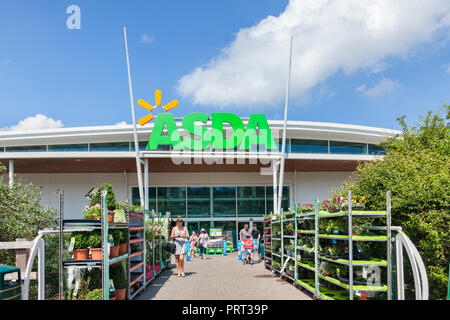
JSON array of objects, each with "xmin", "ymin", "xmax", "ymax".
[
  {"xmin": 86, "ymin": 288, "xmax": 103, "ymax": 300},
  {"xmin": 111, "ymin": 262, "xmax": 127, "ymax": 289},
  {"xmin": 72, "ymin": 231, "xmax": 90, "ymax": 250},
  {"xmin": 331, "ymin": 106, "xmax": 450, "ymax": 299},
  {"xmin": 88, "ymin": 231, "xmax": 102, "ymax": 248}
]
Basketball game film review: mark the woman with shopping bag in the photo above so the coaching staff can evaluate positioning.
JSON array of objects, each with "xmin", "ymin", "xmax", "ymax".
[{"xmin": 170, "ymin": 216, "xmax": 189, "ymax": 277}]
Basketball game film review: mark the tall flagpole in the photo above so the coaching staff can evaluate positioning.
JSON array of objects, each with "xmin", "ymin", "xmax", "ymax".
[
  {"xmin": 124, "ymin": 27, "xmax": 144, "ymax": 207},
  {"xmin": 277, "ymin": 35, "xmax": 293, "ymax": 215}
]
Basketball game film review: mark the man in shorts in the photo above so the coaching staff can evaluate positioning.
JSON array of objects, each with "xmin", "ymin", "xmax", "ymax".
[
  {"xmin": 251, "ymin": 225, "xmax": 261, "ymax": 262},
  {"xmin": 239, "ymin": 224, "xmax": 253, "ymax": 261}
]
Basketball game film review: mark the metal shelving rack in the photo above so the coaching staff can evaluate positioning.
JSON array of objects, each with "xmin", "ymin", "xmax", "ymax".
[
  {"xmin": 281, "ymin": 209, "xmax": 296, "ymax": 281},
  {"xmin": 263, "ymin": 215, "xmax": 272, "ymax": 269},
  {"xmin": 58, "ymin": 190, "xmax": 130, "ymax": 300},
  {"xmin": 271, "ymin": 213, "xmax": 282, "ymax": 272},
  {"xmin": 285, "ymin": 191, "xmax": 392, "ymax": 300},
  {"xmin": 128, "ymin": 207, "xmax": 145, "ymax": 300}
]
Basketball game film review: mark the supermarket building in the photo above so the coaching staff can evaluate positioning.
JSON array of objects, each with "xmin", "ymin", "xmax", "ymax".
[{"xmin": 0, "ymin": 119, "xmax": 398, "ymax": 245}]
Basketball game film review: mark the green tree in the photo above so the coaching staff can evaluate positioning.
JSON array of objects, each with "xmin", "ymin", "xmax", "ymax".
[
  {"xmin": 0, "ymin": 164, "xmax": 58, "ymax": 299},
  {"xmin": 333, "ymin": 106, "xmax": 449, "ymax": 299},
  {"xmin": 0, "ymin": 165, "xmax": 57, "ymax": 243}
]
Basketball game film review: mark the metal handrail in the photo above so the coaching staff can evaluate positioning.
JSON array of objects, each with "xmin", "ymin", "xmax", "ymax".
[{"xmin": 393, "ymin": 228, "xmax": 429, "ymax": 300}]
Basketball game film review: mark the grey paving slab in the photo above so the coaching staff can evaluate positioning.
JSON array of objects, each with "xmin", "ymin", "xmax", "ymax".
[{"xmin": 137, "ymin": 252, "xmax": 312, "ymax": 300}]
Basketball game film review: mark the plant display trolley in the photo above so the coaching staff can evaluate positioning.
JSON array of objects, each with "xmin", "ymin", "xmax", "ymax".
[
  {"xmin": 145, "ymin": 212, "xmax": 170, "ymax": 286},
  {"xmin": 264, "ymin": 191, "xmax": 392, "ymax": 300},
  {"xmin": 57, "ymin": 191, "xmax": 171, "ymax": 300},
  {"xmin": 128, "ymin": 207, "xmax": 145, "ymax": 299},
  {"xmin": 58, "ymin": 190, "xmax": 129, "ymax": 300}
]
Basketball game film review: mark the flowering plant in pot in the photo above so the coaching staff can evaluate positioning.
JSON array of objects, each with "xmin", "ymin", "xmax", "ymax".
[
  {"xmin": 82, "ymin": 205, "xmax": 101, "ymax": 220},
  {"xmin": 285, "ymin": 222, "xmax": 294, "ymax": 235},
  {"xmin": 88, "ymin": 231, "xmax": 102, "ymax": 260},
  {"xmin": 72, "ymin": 231, "xmax": 90, "ymax": 260},
  {"xmin": 321, "ymin": 198, "xmax": 342, "ymax": 213},
  {"xmin": 340, "ymin": 195, "xmax": 367, "ymax": 211}
]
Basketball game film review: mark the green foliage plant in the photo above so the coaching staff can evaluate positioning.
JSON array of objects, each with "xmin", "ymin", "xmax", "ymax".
[{"xmin": 331, "ymin": 106, "xmax": 450, "ymax": 299}]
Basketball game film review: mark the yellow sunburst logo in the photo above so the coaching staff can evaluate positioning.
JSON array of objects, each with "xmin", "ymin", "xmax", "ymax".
[{"xmin": 137, "ymin": 90, "xmax": 179, "ymax": 125}]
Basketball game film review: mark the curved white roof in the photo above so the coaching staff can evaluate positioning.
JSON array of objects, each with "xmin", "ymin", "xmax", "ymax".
[{"xmin": 0, "ymin": 120, "xmax": 400, "ymax": 147}]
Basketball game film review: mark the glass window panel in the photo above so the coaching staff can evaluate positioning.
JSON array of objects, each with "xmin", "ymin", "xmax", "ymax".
[
  {"xmin": 48, "ymin": 144, "xmax": 88, "ymax": 152},
  {"xmin": 131, "ymin": 187, "xmax": 157, "ymax": 213},
  {"xmin": 0, "ymin": 147, "xmax": 4, "ymax": 152},
  {"xmin": 187, "ymin": 187, "xmax": 211, "ymax": 218},
  {"xmin": 237, "ymin": 186, "xmax": 265, "ymax": 217},
  {"xmin": 329, "ymin": 141, "xmax": 366, "ymax": 154},
  {"xmin": 290, "ymin": 139, "xmax": 328, "ymax": 154},
  {"xmin": 212, "ymin": 186, "xmax": 236, "ymax": 217},
  {"xmin": 266, "ymin": 186, "xmax": 290, "ymax": 214},
  {"xmin": 5, "ymin": 145, "xmax": 46, "ymax": 152},
  {"xmin": 158, "ymin": 187, "xmax": 186, "ymax": 218},
  {"xmin": 90, "ymin": 142, "xmax": 130, "ymax": 151},
  {"xmin": 368, "ymin": 144, "xmax": 386, "ymax": 155},
  {"xmin": 130, "ymin": 141, "xmax": 148, "ymax": 151},
  {"xmin": 277, "ymin": 139, "xmax": 290, "ymax": 153}
]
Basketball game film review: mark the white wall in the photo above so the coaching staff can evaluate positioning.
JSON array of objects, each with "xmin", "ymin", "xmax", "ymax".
[{"xmin": 16, "ymin": 171, "xmax": 353, "ymax": 219}]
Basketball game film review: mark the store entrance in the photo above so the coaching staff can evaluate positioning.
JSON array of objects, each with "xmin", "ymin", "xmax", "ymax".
[{"xmin": 211, "ymin": 221, "xmax": 236, "ymax": 249}]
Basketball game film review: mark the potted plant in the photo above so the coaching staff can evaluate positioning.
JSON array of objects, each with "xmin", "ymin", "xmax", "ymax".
[
  {"xmin": 285, "ymin": 222, "xmax": 294, "ymax": 235},
  {"xmin": 321, "ymin": 198, "xmax": 342, "ymax": 213},
  {"xmin": 283, "ymin": 210, "xmax": 293, "ymax": 219},
  {"xmin": 112, "ymin": 230, "xmax": 128, "ymax": 255},
  {"xmin": 86, "ymin": 288, "xmax": 103, "ymax": 300},
  {"xmin": 88, "ymin": 231, "xmax": 103, "ymax": 260},
  {"xmin": 341, "ymin": 195, "xmax": 367, "ymax": 211},
  {"xmin": 300, "ymin": 204, "xmax": 314, "ymax": 213},
  {"xmin": 86, "ymin": 183, "xmax": 118, "ymax": 221},
  {"xmin": 111, "ymin": 263, "xmax": 126, "ymax": 300},
  {"xmin": 82, "ymin": 205, "xmax": 101, "ymax": 220},
  {"xmin": 72, "ymin": 231, "xmax": 90, "ymax": 260},
  {"xmin": 110, "ymin": 230, "xmax": 125, "ymax": 257}
]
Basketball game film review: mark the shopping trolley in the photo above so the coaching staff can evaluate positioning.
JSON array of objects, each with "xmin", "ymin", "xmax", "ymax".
[{"xmin": 242, "ymin": 239, "xmax": 255, "ymax": 265}]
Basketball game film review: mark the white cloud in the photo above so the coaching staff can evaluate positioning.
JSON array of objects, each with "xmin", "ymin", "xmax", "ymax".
[
  {"xmin": 114, "ymin": 121, "xmax": 128, "ymax": 126},
  {"xmin": 177, "ymin": 0, "xmax": 450, "ymax": 108},
  {"xmin": 6, "ymin": 114, "xmax": 64, "ymax": 131},
  {"xmin": 356, "ymin": 84, "xmax": 366, "ymax": 93},
  {"xmin": 445, "ymin": 64, "xmax": 450, "ymax": 74},
  {"xmin": 359, "ymin": 77, "xmax": 401, "ymax": 97},
  {"xmin": 141, "ymin": 33, "xmax": 155, "ymax": 44}
]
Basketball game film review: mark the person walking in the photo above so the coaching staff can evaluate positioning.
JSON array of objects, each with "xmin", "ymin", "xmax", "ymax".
[
  {"xmin": 189, "ymin": 231, "xmax": 198, "ymax": 258},
  {"xmin": 198, "ymin": 228, "xmax": 211, "ymax": 260},
  {"xmin": 239, "ymin": 224, "xmax": 253, "ymax": 260},
  {"xmin": 251, "ymin": 225, "xmax": 261, "ymax": 262},
  {"xmin": 170, "ymin": 216, "xmax": 189, "ymax": 277}
]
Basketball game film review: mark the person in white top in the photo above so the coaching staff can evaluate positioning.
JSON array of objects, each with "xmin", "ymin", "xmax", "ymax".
[
  {"xmin": 170, "ymin": 216, "xmax": 189, "ymax": 277},
  {"xmin": 198, "ymin": 228, "xmax": 211, "ymax": 260}
]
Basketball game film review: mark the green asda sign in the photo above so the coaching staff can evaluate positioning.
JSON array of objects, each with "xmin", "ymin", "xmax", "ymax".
[{"xmin": 146, "ymin": 112, "xmax": 277, "ymax": 151}]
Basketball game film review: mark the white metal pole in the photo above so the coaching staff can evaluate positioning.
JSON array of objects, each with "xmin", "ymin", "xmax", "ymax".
[
  {"xmin": 123, "ymin": 26, "xmax": 144, "ymax": 207},
  {"xmin": 277, "ymin": 35, "xmax": 293, "ymax": 214},
  {"xmin": 273, "ymin": 160, "xmax": 278, "ymax": 214},
  {"xmin": 144, "ymin": 159, "xmax": 149, "ymax": 212},
  {"xmin": 8, "ymin": 159, "xmax": 14, "ymax": 187}
]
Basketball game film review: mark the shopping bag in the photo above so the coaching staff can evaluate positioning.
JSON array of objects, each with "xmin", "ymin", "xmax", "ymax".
[{"xmin": 164, "ymin": 240, "xmax": 176, "ymax": 254}]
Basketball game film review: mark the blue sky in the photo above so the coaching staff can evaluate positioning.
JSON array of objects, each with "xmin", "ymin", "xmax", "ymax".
[{"xmin": 0, "ymin": 0, "xmax": 449, "ymax": 131}]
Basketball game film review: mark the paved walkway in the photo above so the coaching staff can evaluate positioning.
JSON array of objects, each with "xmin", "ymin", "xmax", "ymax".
[{"xmin": 138, "ymin": 252, "xmax": 311, "ymax": 300}]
